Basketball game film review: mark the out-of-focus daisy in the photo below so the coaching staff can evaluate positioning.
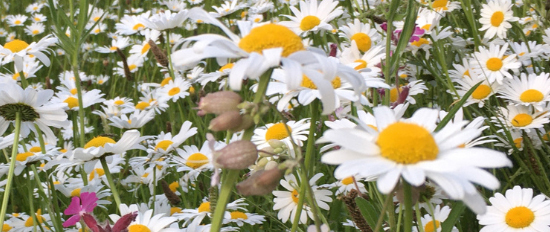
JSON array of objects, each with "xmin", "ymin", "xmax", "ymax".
[
  {"xmin": 273, "ymin": 173, "xmax": 333, "ymax": 224},
  {"xmin": 109, "ymin": 110, "xmax": 155, "ymax": 129},
  {"xmin": 115, "ymin": 12, "xmax": 150, "ymax": 35},
  {"xmin": 472, "ymin": 43, "xmax": 520, "ymax": 84},
  {"xmin": 412, "ymin": 205, "xmax": 458, "ymax": 232},
  {"xmin": 492, "ymin": 104, "xmax": 549, "ymax": 132},
  {"xmin": 479, "ymin": 0, "xmax": 517, "ymax": 39},
  {"xmin": 110, "ymin": 204, "xmax": 179, "ymax": 232},
  {"xmin": 211, "ymin": 0, "xmax": 246, "ymax": 17},
  {"xmin": 421, "ymin": 0, "xmax": 461, "ymax": 13},
  {"xmin": 32, "ymin": 14, "xmax": 47, "ymax": 23},
  {"xmin": 454, "ymin": 76, "xmax": 501, "ymax": 108},
  {"xmin": 509, "ymin": 41, "xmax": 543, "ymax": 62},
  {"xmin": 72, "ymin": 130, "xmax": 144, "ymax": 162},
  {"xmin": 148, "ymin": 121, "xmax": 198, "ymax": 155},
  {"xmin": 280, "ymin": 0, "xmax": 343, "ymax": 34},
  {"xmin": 115, "ymin": 54, "xmax": 145, "ymax": 75},
  {"xmin": 339, "ymin": 19, "xmax": 381, "ymax": 52},
  {"xmin": 252, "ymin": 119, "xmax": 310, "ymax": 150},
  {"xmin": 24, "ymin": 22, "xmax": 45, "ymax": 36},
  {"xmin": 5, "ymin": 14, "xmax": 27, "ymax": 27},
  {"xmin": 26, "ymin": 3, "xmax": 45, "ymax": 13},
  {"xmin": 320, "ymin": 106, "xmax": 512, "ymax": 214},
  {"xmin": 0, "ymin": 35, "xmax": 57, "ymax": 70},
  {"xmin": 140, "ymin": 10, "xmax": 188, "ymax": 31},
  {"xmin": 0, "ymin": 83, "xmax": 68, "ymax": 144},
  {"xmin": 477, "ymin": 186, "xmax": 550, "ymax": 231},
  {"xmin": 387, "ymin": 80, "xmax": 428, "ymax": 105},
  {"xmin": 96, "ymin": 37, "xmax": 130, "ymax": 53},
  {"xmin": 499, "ymin": 72, "xmax": 550, "ymax": 111},
  {"xmin": 157, "ymin": 77, "xmax": 191, "ymax": 102}
]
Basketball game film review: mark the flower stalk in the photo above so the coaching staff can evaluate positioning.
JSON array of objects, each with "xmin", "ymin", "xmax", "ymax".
[
  {"xmin": 100, "ymin": 157, "xmax": 122, "ymax": 212},
  {"xmin": 0, "ymin": 112, "xmax": 21, "ymax": 230}
]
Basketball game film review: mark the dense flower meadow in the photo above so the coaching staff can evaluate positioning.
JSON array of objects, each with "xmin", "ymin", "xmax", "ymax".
[{"xmin": 1, "ymin": 0, "xmax": 550, "ymax": 231}]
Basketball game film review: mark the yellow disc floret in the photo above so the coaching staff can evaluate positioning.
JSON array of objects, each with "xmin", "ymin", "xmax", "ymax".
[
  {"xmin": 505, "ymin": 206, "xmax": 534, "ymax": 228},
  {"xmin": 341, "ymin": 176, "xmax": 354, "ymax": 185},
  {"xmin": 424, "ymin": 220, "xmax": 441, "ymax": 232},
  {"xmin": 511, "ymin": 114, "xmax": 533, "ymax": 127},
  {"xmin": 84, "ymin": 136, "xmax": 116, "ymax": 149},
  {"xmin": 351, "ymin": 33, "xmax": 372, "ymax": 52},
  {"xmin": 519, "ymin": 89, "xmax": 544, "ymax": 103},
  {"xmin": 377, "ymin": 122, "xmax": 439, "ymax": 164},
  {"xmin": 127, "ymin": 224, "xmax": 151, "ymax": 232},
  {"xmin": 230, "ymin": 211, "xmax": 248, "ymax": 219},
  {"xmin": 265, "ymin": 123, "xmax": 292, "ymax": 141},
  {"xmin": 168, "ymin": 87, "xmax": 180, "ymax": 96},
  {"xmin": 155, "ymin": 140, "xmax": 174, "ymax": 151},
  {"xmin": 472, "ymin": 84, "xmax": 492, "ymax": 100},
  {"xmin": 186, "ymin": 153, "xmax": 209, "ymax": 169},
  {"xmin": 491, "ymin": 11, "xmax": 505, "ymax": 27},
  {"xmin": 16, "ymin": 152, "xmax": 34, "ymax": 162},
  {"xmin": 238, "ymin": 24, "xmax": 304, "ymax": 57},
  {"xmin": 198, "ymin": 202, "xmax": 210, "ymax": 213},
  {"xmin": 64, "ymin": 96, "xmax": 79, "ymax": 109},
  {"xmin": 300, "ymin": 15, "xmax": 321, "ymax": 31},
  {"xmin": 486, "ymin": 57, "xmax": 503, "ymax": 71},
  {"xmin": 4, "ymin": 39, "xmax": 29, "ymax": 53},
  {"xmin": 291, "ymin": 189, "xmax": 300, "ymax": 203}
]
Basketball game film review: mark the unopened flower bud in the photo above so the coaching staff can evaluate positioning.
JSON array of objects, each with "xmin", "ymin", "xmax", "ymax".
[
  {"xmin": 237, "ymin": 167, "xmax": 284, "ymax": 196},
  {"xmin": 209, "ymin": 110, "xmax": 242, "ymax": 132},
  {"xmin": 216, "ymin": 140, "xmax": 258, "ymax": 170},
  {"xmin": 197, "ymin": 91, "xmax": 242, "ymax": 116},
  {"xmin": 264, "ymin": 160, "xmax": 278, "ymax": 170},
  {"xmin": 259, "ymin": 147, "xmax": 275, "ymax": 157},
  {"xmin": 268, "ymin": 139, "xmax": 285, "ymax": 149},
  {"xmin": 256, "ymin": 157, "xmax": 269, "ymax": 168},
  {"xmin": 231, "ymin": 114, "xmax": 254, "ymax": 132}
]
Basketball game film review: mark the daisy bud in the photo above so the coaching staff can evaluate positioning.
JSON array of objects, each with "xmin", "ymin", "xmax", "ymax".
[
  {"xmin": 209, "ymin": 110, "xmax": 242, "ymax": 132},
  {"xmin": 215, "ymin": 140, "xmax": 258, "ymax": 170},
  {"xmin": 236, "ymin": 167, "xmax": 284, "ymax": 196},
  {"xmin": 197, "ymin": 91, "xmax": 242, "ymax": 116}
]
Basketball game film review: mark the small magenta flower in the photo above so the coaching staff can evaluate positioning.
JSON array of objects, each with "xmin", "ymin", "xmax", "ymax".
[{"xmin": 62, "ymin": 192, "xmax": 98, "ymax": 227}]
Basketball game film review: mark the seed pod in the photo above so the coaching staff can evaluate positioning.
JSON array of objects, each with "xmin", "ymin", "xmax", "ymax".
[
  {"xmin": 236, "ymin": 167, "xmax": 284, "ymax": 196},
  {"xmin": 197, "ymin": 91, "xmax": 242, "ymax": 116},
  {"xmin": 209, "ymin": 110, "xmax": 242, "ymax": 132},
  {"xmin": 216, "ymin": 140, "xmax": 258, "ymax": 170}
]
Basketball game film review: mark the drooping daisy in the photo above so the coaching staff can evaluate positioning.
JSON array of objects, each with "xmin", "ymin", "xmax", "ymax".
[
  {"xmin": 492, "ymin": 104, "xmax": 550, "ymax": 132},
  {"xmin": 273, "ymin": 173, "xmax": 333, "ymax": 224},
  {"xmin": 280, "ymin": 0, "xmax": 343, "ymax": 34},
  {"xmin": 0, "ymin": 83, "xmax": 68, "ymax": 144},
  {"xmin": 477, "ymin": 186, "xmax": 550, "ymax": 231},
  {"xmin": 479, "ymin": 0, "xmax": 517, "ymax": 39},
  {"xmin": 412, "ymin": 205, "xmax": 458, "ymax": 232},
  {"xmin": 320, "ymin": 106, "xmax": 512, "ymax": 214},
  {"xmin": 498, "ymin": 72, "xmax": 550, "ymax": 111},
  {"xmin": 252, "ymin": 119, "xmax": 310, "ymax": 150},
  {"xmin": 472, "ymin": 43, "xmax": 520, "ymax": 84}
]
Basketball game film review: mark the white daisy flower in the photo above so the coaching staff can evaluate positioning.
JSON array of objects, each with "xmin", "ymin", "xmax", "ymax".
[
  {"xmin": 252, "ymin": 119, "xmax": 310, "ymax": 150},
  {"xmin": 115, "ymin": 12, "xmax": 150, "ymax": 35},
  {"xmin": 454, "ymin": 75, "xmax": 501, "ymax": 108},
  {"xmin": 0, "ymin": 35, "xmax": 57, "ymax": 70},
  {"xmin": 509, "ymin": 41, "xmax": 543, "ymax": 62},
  {"xmin": 108, "ymin": 110, "xmax": 155, "ymax": 129},
  {"xmin": 273, "ymin": 173, "xmax": 333, "ymax": 224},
  {"xmin": 26, "ymin": 3, "xmax": 44, "ymax": 13},
  {"xmin": 387, "ymin": 80, "xmax": 428, "ymax": 105},
  {"xmin": 412, "ymin": 205, "xmax": 458, "ymax": 232},
  {"xmin": 498, "ymin": 72, "xmax": 550, "ymax": 111},
  {"xmin": 479, "ymin": 0, "xmax": 518, "ymax": 39},
  {"xmin": 96, "ymin": 37, "xmax": 131, "ymax": 53},
  {"xmin": 422, "ymin": 0, "xmax": 461, "ymax": 13},
  {"xmin": 320, "ymin": 106, "xmax": 512, "ymax": 214},
  {"xmin": 72, "ymin": 130, "xmax": 145, "ymax": 162},
  {"xmin": 339, "ymin": 19, "xmax": 381, "ymax": 52},
  {"xmin": 139, "ymin": 10, "xmax": 189, "ymax": 31},
  {"xmin": 24, "ymin": 22, "xmax": 45, "ymax": 36},
  {"xmin": 148, "ymin": 121, "xmax": 198, "ymax": 155},
  {"xmin": 211, "ymin": 0, "xmax": 246, "ymax": 17},
  {"xmin": 449, "ymin": 57, "xmax": 478, "ymax": 80},
  {"xmin": 492, "ymin": 104, "xmax": 550, "ymax": 132},
  {"xmin": 110, "ymin": 204, "xmax": 178, "ymax": 232},
  {"xmin": 157, "ymin": 77, "xmax": 191, "ymax": 102},
  {"xmin": 31, "ymin": 14, "xmax": 47, "ymax": 23},
  {"xmin": 5, "ymin": 14, "xmax": 27, "ymax": 27},
  {"xmin": 472, "ymin": 43, "xmax": 520, "ymax": 84},
  {"xmin": 477, "ymin": 186, "xmax": 550, "ymax": 231},
  {"xmin": 340, "ymin": 42, "xmax": 385, "ymax": 76},
  {"xmin": 171, "ymin": 140, "xmax": 226, "ymax": 179},
  {"xmin": 279, "ymin": 0, "xmax": 343, "ymax": 34}
]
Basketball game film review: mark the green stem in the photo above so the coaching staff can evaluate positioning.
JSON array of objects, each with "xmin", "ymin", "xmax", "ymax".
[
  {"xmin": 27, "ymin": 168, "xmax": 38, "ymax": 232},
  {"xmin": 72, "ymin": 64, "xmax": 86, "ymax": 147},
  {"xmin": 403, "ymin": 181, "xmax": 413, "ymax": 232},
  {"xmin": 164, "ymin": 31, "xmax": 176, "ymax": 81},
  {"xmin": 304, "ymin": 100, "xmax": 319, "ymax": 175},
  {"xmin": 290, "ymin": 175, "xmax": 308, "ymax": 232},
  {"xmin": 100, "ymin": 157, "xmax": 122, "ymax": 212},
  {"xmin": 374, "ymin": 192, "xmax": 394, "ymax": 232},
  {"xmin": 0, "ymin": 112, "xmax": 21, "ymax": 230},
  {"xmin": 19, "ymin": 70, "xmax": 28, "ymax": 89}
]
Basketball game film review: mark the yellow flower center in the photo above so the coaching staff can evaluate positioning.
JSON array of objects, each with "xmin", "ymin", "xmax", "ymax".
[
  {"xmin": 219, "ymin": 63, "xmax": 234, "ymax": 72},
  {"xmin": 168, "ymin": 87, "xmax": 180, "ymax": 96},
  {"xmin": 127, "ymin": 224, "xmax": 151, "ymax": 232},
  {"xmin": 24, "ymin": 210, "xmax": 45, "ymax": 227},
  {"xmin": 291, "ymin": 189, "xmax": 299, "ymax": 203},
  {"xmin": 29, "ymin": 146, "xmax": 41, "ymax": 153},
  {"xmin": 129, "ymin": 64, "xmax": 137, "ymax": 71},
  {"xmin": 354, "ymin": 59, "xmax": 367, "ymax": 70},
  {"xmin": 34, "ymin": 17, "xmax": 41, "ymax": 21},
  {"xmin": 155, "ymin": 140, "xmax": 173, "ymax": 151},
  {"xmin": 421, "ymin": 24, "xmax": 432, "ymax": 31},
  {"xmin": 491, "ymin": 11, "xmax": 505, "ymax": 27},
  {"xmin": 519, "ymin": 52, "xmax": 526, "ymax": 57},
  {"xmin": 132, "ymin": 23, "xmax": 145, "ymax": 31},
  {"xmin": 198, "ymin": 202, "xmax": 210, "ymax": 213},
  {"xmin": 110, "ymin": 46, "xmax": 118, "ymax": 51},
  {"xmin": 350, "ymin": 33, "xmax": 372, "ymax": 52},
  {"xmin": 300, "ymin": 15, "xmax": 321, "ymax": 31},
  {"xmin": 230, "ymin": 211, "xmax": 248, "ymax": 219},
  {"xmin": 511, "ymin": 114, "xmax": 533, "ymax": 127},
  {"xmin": 463, "ymin": 69, "xmax": 470, "ymax": 78},
  {"xmin": 16, "ymin": 152, "xmax": 34, "ymax": 162},
  {"xmin": 186, "ymin": 153, "xmax": 209, "ymax": 169},
  {"xmin": 170, "ymin": 207, "xmax": 182, "ymax": 215},
  {"xmin": 432, "ymin": 0, "xmax": 448, "ymax": 10},
  {"xmin": 64, "ymin": 96, "xmax": 79, "ymax": 108},
  {"xmin": 93, "ymin": 16, "xmax": 101, "ymax": 22},
  {"xmin": 424, "ymin": 220, "xmax": 441, "ymax": 232},
  {"xmin": 70, "ymin": 188, "xmax": 81, "ymax": 197},
  {"xmin": 69, "ymin": 88, "xmax": 77, "ymax": 95},
  {"xmin": 169, "ymin": 181, "xmax": 179, "ymax": 192},
  {"xmin": 376, "ymin": 122, "xmax": 439, "ymax": 164},
  {"xmin": 160, "ymin": 77, "xmax": 172, "ymax": 87},
  {"xmin": 472, "ymin": 84, "xmax": 492, "ymax": 100},
  {"xmin": 238, "ymin": 24, "xmax": 305, "ymax": 57},
  {"xmin": 84, "ymin": 136, "xmax": 116, "ymax": 149},
  {"xmin": 4, "ymin": 39, "xmax": 30, "ymax": 53},
  {"xmin": 411, "ymin": 38, "xmax": 430, "ymax": 47},
  {"xmin": 140, "ymin": 43, "xmax": 150, "ymax": 55},
  {"xmin": 14, "ymin": 20, "xmax": 21, "ymax": 25},
  {"xmin": 389, "ymin": 87, "xmax": 405, "ymax": 102},
  {"xmin": 32, "ymin": 30, "xmax": 39, "ymax": 35},
  {"xmin": 519, "ymin": 89, "xmax": 544, "ymax": 103},
  {"xmin": 486, "ymin": 57, "xmax": 503, "ymax": 71},
  {"xmin": 3, "ymin": 224, "xmax": 12, "ymax": 232},
  {"xmin": 300, "ymin": 75, "xmax": 341, "ymax": 89},
  {"xmin": 114, "ymin": 100, "xmax": 125, "ymax": 105},
  {"xmin": 135, "ymin": 101, "xmax": 150, "ymax": 110},
  {"xmin": 89, "ymin": 168, "xmax": 105, "ymax": 181},
  {"xmin": 505, "ymin": 206, "xmax": 535, "ymax": 228},
  {"xmin": 265, "ymin": 123, "xmax": 292, "ymax": 141},
  {"xmin": 341, "ymin": 176, "xmax": 354, "ymax": 185}
]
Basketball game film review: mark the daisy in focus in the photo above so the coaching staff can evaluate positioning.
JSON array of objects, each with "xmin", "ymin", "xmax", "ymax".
[
  {"xmin": 320, "ymin": 106, "xmax": 512, "ymax": 214},
  {"xmin": 498, "ymin": 72, "xmax": 550, "ymax": 111},
  {"xmin": 412, "ymin": 205, "xmax": 458, "ymax": 232},
  {"xmin": 279, "ymin": 0, "xmax": 343, "ymax": 34},
  {"xmin": 477, "ymin": 186, "xmax": 550, "ymax": 231},
  {"xmin": 479, "ymin": 0, "xmax": 517, "ymax": 39},
  {"xmin": 472, "ymin": 43, "xmax": 520, "ymax": 84}
]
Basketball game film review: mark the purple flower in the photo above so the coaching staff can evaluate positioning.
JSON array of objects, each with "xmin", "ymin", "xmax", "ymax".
[{"xmin": 62, "ymin": 192, "xmax": 98, "ymax": 227}]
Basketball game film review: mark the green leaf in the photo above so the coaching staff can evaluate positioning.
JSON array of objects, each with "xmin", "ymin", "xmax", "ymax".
[
  {"xmin": 441, "ymin": 202, "xmax": 466, "ymax": 232},
  {"xmin": 390, "ymin": 0, "xmax": 418, "ymax": 76},
  {"xmin": 435, "ymin": 81, "xmax": 483, "ymax": 131},
  {"xmin": 356, "ymin": 197, "xmax": 382, "ymax": 232}
]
